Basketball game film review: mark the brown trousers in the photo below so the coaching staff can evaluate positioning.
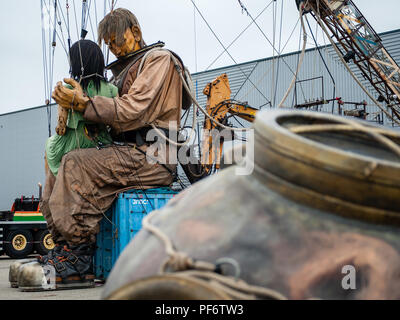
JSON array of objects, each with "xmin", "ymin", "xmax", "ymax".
[{"xmin": 41, "ymin": 144, "xmax": 175, "ymax": 245}]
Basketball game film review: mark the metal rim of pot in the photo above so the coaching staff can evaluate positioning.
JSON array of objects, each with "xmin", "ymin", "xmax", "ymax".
[{"xmin": 248, "ymin": 109, "xmax": 400, "ymax": 224}]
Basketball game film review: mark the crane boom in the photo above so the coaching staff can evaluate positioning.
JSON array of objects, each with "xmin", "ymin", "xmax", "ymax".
[{"xmin": 302, "ymin": 0, "xmax": 400, "ymax": 123}]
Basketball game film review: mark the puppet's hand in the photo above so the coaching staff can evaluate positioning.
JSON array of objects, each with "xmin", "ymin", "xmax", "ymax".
[
  {"xmin": 52, "ymin": 78, "xmax": 89, "ymax": 112},
  {"xmin": 55, "ymin": 105, "xmax": 68, "ymax": 136},
  {"xmin": 55, "ymin": 123, "xmax": 67, "ymax": 136}
]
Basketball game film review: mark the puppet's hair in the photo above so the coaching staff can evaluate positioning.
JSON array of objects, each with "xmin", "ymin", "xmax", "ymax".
[
  {"xmin": 69, "ymin": 40, "xmax": 105, "ymax": 92},
  {"xmin": 98, "ymin": 8, "xmax": 146, "ymax": 48}
]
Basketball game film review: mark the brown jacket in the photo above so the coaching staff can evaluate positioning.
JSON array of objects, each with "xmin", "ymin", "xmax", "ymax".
[{"xmin": 83, "ymin": 49, "xmax": 184, "ymax": 133}]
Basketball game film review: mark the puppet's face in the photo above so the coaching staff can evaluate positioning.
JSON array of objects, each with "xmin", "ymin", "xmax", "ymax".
[{"xmin": 106, "ymin": 26, "xmax": 141, "ymax": 58}]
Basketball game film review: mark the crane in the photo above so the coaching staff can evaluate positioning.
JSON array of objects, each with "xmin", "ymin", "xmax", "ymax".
[{"xmin": 300, "ymin": 0, "xmax": 400, "ymax": 123}]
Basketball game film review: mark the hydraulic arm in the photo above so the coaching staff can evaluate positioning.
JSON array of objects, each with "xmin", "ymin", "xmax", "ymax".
[
  {"xmin": 181, "ymin": 74, "xmax": 258, "ymax": 184},
  {"xmin": 200, "ymin": 74, "xmax": 258, "ymax": 172}
]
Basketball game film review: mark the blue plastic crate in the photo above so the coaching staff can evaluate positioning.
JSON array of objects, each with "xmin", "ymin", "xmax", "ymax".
[{"xmin": 94, "ymin": 187, "xmax": 177, "ymax": 279}]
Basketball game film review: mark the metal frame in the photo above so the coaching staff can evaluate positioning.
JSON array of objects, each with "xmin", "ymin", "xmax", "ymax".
[
  {"xmin": 308, "ymin": 0, "xmax": 400, "ymax": 125},
  {"xmin": 294, "ymin": 76, "xmax": 325, "ymax": 110}
]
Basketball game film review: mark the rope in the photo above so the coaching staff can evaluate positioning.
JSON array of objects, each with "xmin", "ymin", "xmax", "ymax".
[
  {"xmin": 272, "ymin": 0, "xmax": 284, "ymax": 108},
  {"xmin": 291, "ymin": 20, "xmax": 308, "ymax": 108},
  {"xmin": 141, "ymin": 209, "xmax": 288, "ymax": 300},
  {"xmin": 305, "ymin": 15, "xmax": 336, "ymax": 112},
  {"xmin": 278, "ymin": 2, "xmax": 308, "ymax": 108}
]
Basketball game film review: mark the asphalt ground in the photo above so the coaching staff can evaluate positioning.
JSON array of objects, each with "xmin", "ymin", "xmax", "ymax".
[{"xmin": 0, "ymin": 255, "xmax": 103, "ymax": 300}]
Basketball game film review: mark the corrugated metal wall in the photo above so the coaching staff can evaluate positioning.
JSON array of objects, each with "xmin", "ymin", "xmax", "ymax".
[
  {"xmin": 0, "ymin": 29, "xmax": 399, "ymax": 209},
  {"xmin": 191, "ymin": 29, "xmax": 400, "ymax": 128},
  {"xmin": 0, "ymin": 105, "xmax": 58, "ymax": 210}
]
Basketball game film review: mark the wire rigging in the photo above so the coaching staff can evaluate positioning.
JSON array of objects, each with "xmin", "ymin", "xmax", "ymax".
[
  {"xmin": 40, "ymin": 0, "xmax": 51, "ymax": 137},
  {"xmin": 42, "ymin": 1, "xmax": 71, "ymax": 56},
  {"xmin": 193, "ymin": 0, "xmax": 198, "ymax": 73},
  {"xmin": 205, "ymin": 0, "xmax": 274, "ymax": 71},
  {"xmin": 72, "ymin": 0, "xmax": 80, "ymax": 39},
  {"xmin": 271, "ymin": 0, "xmax": 277, "ymax": 105},
  {"xmin": 291, "ymin": 19, "xmax": 308, "ymax": 107},
  {"xmin": 190, "ymin": 0, "xmax": 270, "ymax": 105},
  {"xmin": 38, "ymin": 1, "xmax": 170, "ymax": 226},
  {"xmin": 305, "ymin": 15, "xmax": 336, "ymax": 112},
  {"xmin": 87, "ymin": 3, "xmax": 97, "ymax": 42},
  {"xmin": 41, "ymin": 0, "xmax": 66, "ymax": 137},
  {"xmin": 278, "ymin": 1, "xmax": 308, "ymax": 108},
  {"xmin": 273, "ymin": 0, "xmax": 284, "ymax": 108},
  {"xmin": 80, "ymin": 0, "xmax": 88, "ymax": 39},
  {"xmin": 55, "ymin": 4, "xmax": 69, "ymax": 57},
  {"xmin": 236, "ymin": 16, "xmax": 301, "ymax": 104},
  {"xmin": 66, "ymin": 1, "xmax": 72, "ymax": 55},
  {"xmin": 93, "ymin": 0, "xmax": 98, "ymax": 32},
  {"xmin": 237, "ymin": 0, "xmax": 299, "ymax": 80}
]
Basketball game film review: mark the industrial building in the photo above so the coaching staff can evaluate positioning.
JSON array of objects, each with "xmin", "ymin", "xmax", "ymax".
[{"xmin": 0, "ymin": 28, "xmax": 399, "ymax": 210}]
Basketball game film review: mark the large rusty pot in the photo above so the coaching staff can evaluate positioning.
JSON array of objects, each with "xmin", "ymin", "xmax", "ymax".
[{"xmin": 102, "ymin": 109, "xmax": 400, "ymax": 300}]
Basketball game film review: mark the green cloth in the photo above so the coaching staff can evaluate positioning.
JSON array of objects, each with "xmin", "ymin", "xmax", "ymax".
[{"xmin": 45, "ymin": 80, "xmax": 118, "ymax": 176}]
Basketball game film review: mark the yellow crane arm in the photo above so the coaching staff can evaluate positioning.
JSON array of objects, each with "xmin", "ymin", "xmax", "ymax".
[{"xmin": 200, "ymin": 73, "xmax": 258, "ymax": 171}]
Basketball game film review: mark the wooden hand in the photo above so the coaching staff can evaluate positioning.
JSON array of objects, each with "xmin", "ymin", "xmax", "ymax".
[{"xmin": 52, "ymin": 78, "xmax": 89, "ymax": 112}]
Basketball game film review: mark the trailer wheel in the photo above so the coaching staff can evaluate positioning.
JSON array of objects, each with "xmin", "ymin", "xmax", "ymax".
[
  {"xmin": 34, "ymin": 230, "xmax": 55, "ymax": 255},
  {"xmin": 4, "ymin": 230, "xmax": 34, "ymax": 259}
]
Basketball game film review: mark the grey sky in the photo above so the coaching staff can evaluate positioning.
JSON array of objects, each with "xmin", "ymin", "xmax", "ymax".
[{"xmin": 0, "ymin": 0, "xmax": 399, "ymax": 114}]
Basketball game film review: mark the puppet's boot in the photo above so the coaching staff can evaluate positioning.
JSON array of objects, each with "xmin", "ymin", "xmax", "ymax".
[
  {"xmin": 36, "ymin": 241, "xmax": 67, "ymax": 264},
  {"xmin": 16, "ymin": 261, "xmax": 49, "ymax": 291},
  {"xmin": 9, "ymin": 258, "xmax": 38, "ymax": 288},
  {"xmin": 9, "ymin": 241, "xmax": 67, "ymax": 288},
  {"xmin": 18, "ymin": 243, "xmax": 95, "ymax": 291}
]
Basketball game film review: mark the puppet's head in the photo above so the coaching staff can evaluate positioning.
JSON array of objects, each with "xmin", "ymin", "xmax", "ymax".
[
  {"xmin": 98, "ymin": 8, "xmax": 145, "ymax": 58},
  {"xmin": 69, "ymin": 39, "xmax": 105, "ymax": 92}
]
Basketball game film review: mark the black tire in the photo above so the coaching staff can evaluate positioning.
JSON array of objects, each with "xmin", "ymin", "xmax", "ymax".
[
  {"xmin": 34, "ymin": 230, "xmax": 55, "ymax": 256},
  {"xmin": 4, "ymin": 230, "xmax": 34, "ymax": 259}
]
